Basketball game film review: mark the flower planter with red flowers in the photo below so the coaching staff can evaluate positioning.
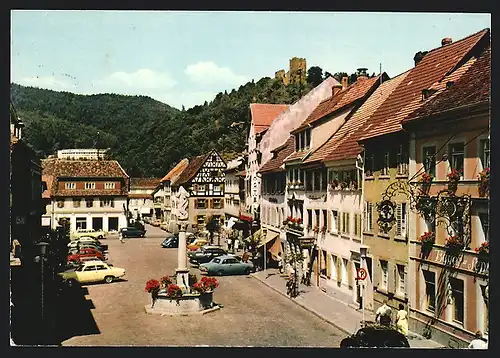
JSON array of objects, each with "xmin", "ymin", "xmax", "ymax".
[
  {"xmin": 329, "ymin": 180, "xmax": 339, "ymax": 189},
  {"xmin": 340, "ymin": 181, "xmax": 349, "ymax": 190},
  {"xmin": 446, "ymin": 169, "xmax": 461, "ymax": 193},
  {"xmin": 474, "ymin": 241, "xmax": 489, "ymax": 261},
  {"xmin": 286, "ymin": 217, "xmax": 303, "ymax": 231},
  {"xmin": 145, "ymin": 279, "xmax": 161, "ymax": 307},
  {"xmin": 418, "ymin": 232, "xmax": 435, "ymax": 246},
  {"xmin": 478, "ymin": 167, "xmax": 490, "ymax": 197},
  {"xmin": 419, "ymin": 172, "xmax": 434, "ymax": 195},
  {"xmin": 444, "ymin": 235, "xmax": 464, "ymax": 255}
]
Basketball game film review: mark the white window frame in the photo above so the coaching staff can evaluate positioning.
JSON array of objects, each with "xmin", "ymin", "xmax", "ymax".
[
  {"xmin": 364, "ymin": 202, "xmax": 373, "ymax": 232},
  {"xmin": 422, "ymin": 269, "xmax": 436, "ymax": 312},
  {"xmin": 104, "ymin": 182, "xmax": 116, "ymax": 189},
  {"xmin": 85, "ymin": 182, "xmax": 96, "ymax": 189},
  {"xmin": 396, "ymin": 264, "xmax": 405, "ymax": 296},
  {"xmin": 448, "ymin": 141, "xmax": 465, "ymax": 179},
  {"xmin": 331, "ymin": 210, "xmax": 338, "ymax": 233},
  {"xmin": 380, "ymin": 260, "xmax": 388, "ymax": 289},
  {"xmin": 65, "ymin": 182, "xmax": 76, "ymax": 189},
  {"xmin": 477, "ymin": 210, "xmax": 489, "ymax": 243},
  {"xmin": 395, "ymin": 203, "xmax": 407, "ymax": 238}
]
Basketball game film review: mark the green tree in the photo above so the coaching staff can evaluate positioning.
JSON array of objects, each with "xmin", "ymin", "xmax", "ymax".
[{"xmin": 307, "ymin": 66, "xmax": 324, "ymax": 87}]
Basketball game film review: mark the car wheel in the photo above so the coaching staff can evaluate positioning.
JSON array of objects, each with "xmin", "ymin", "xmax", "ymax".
[
  {"xmin": 98, "ymin": 235, "xmax": 103, "ymax": 239},
  {"xmin": 244, "ymin": 267, "xmax": 251, "ymax": 275},
  {"xmin": 217, "ymin": 270, "xmax": 224, "ymax": 276},
  {"xmin": 104, "ymin": 276, "xmax": 114, "ymax": 284}
]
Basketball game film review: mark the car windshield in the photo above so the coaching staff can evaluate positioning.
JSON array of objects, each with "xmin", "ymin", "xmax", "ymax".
[{"xmin": 75, "ymin": 265, "xmax": 85, "ymax": 272}]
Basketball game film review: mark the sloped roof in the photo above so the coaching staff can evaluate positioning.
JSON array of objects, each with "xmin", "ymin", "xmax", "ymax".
[
  {"xmin": 359, "ymin": 28, "xmax": 489, "ymax": 141},
  {"xmin": 173, "ymin": 152, "xmax": 212, "ymax": 186},
  {"xmin": 130, "ymin": 177, "xmax": 162, "ymax": 188},
  {"xmin": 404, "ymin": 44, "xmax": 490, "ymax": 122},
  {"xmin": 293, "ymin": 75, "xmax": 382, "ymax": 132},
  {"xmin": 306, "ymin": 71, "xmax": 410, "ymax": 163},
  {"xmin": 250, "ymin": 103, "xmax": 290, "ymax": 135},
  {"xmin": 128, "ymin": 193, "xmax": 153, "ymax": 199},
  {"xmin": 41, "ymin": 174, "xmax": 53, "ymax": 199},
  {"xmin": 259, "ymin": 136, "xmax": 295, "ymax": 173},
  {"xmin": 42, "ymin": 158, "xmax": 129, "ymax": 178},
  {"xmin": 160, "ymin": 158, "xmax": 189, "ymax": 183}
]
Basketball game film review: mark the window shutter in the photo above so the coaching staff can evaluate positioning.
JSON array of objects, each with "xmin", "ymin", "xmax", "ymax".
[
  {"xmin": 336, "ymin": 213, "xmax": 340, "ymax": 233},
  {"xmin": 388, "ymin": 262, "xmax": 396, "ymax": 293},
  {"xmin": 346, "ymin": 213, "xmax": 350, "ymax": 234},
  {"xmin": 327, "ymin": 211, "xmax": 331, "ymax": 232},
  {"xmin": 194, "ymin": 200, "xmax": 198, "ymax": 209},
  {"xmin": 347, "ymin": 261, "xmax": 354, "ymax": 290},
  {"xmin": 373, "ymin": 260, "xmax": 379, "ymax": 288},
  {"xmin": 396, "ymin": 203, "xmax": 402, "ymax": 236},
  {"xmin": 336, "ymin": 257, "xmax": 342, "ymax": 284},
  {"xmin": 364, "ymin": 202, "xmax": 367, "ymax": 231},
  {"xmin": 403, "ymin": 265, "xmax": 409, "ymax": 299}
]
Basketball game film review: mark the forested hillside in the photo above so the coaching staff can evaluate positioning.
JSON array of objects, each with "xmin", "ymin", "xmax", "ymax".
[{"xmin": 10, "ymin": 67, "xmax": 359, "ymax": 177}]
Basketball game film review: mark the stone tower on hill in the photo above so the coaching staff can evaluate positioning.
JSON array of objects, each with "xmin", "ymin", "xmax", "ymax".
[{"xmin": 274, "ymin": 57, "xmax": 307, "ymax": 86}]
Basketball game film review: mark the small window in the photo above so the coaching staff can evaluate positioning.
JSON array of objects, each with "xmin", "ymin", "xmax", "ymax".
[
  {"xmin": 73, "ymin": 198, "xmax": 81, "ymax": 208},
  {"xmin": 85, "ymin": 182, "xmax": 96, "ymax": 189},
  {"xmin": 478, "ymin": 212, "xmax": 489, "ymax": 242},
  {"xmin": 364, "ymin": 202, "xmax": 373, "ymax": 232},
  {"xmin": 381, "ymin": 149, "xmax": 390, "ymax": 176},
  {"xmin": 86, "ymin": 199, "xmax": 94, "ymax": 208},
  {"xmin": 423, "ymin": 270, "xmax": 436, "ymax": 312},
  {"xmin": 397, "ymin": 264, "xmax": 405, "ymax": 295},
  {"xmin": 380, "ymin": 260, "xmax": 388, "ymax": 289},
  {"xmin": 57, "ymin": 200, "xmax": 65, "ymax": 208},
  {"xmin": 197, "ymin": 199, "xmax": 207, "ymax": 209},
  {"xmin": 449, "ymin": 277, "xmax": 464, "ymax": 324},
  {"xmin": 479, "ymin": 138, "xmax": 490, "ymax": 170},
  {"xmin": 423, "ymin": 146, "xmax": 436, "ymax": 177},
  {"xmin": 396, "ymin": 203, "xmax": 407, "ymax": 238},
  {"xmin": 365, "ymin": 153, "xmax": 375, "ymax": 177},
  {"xmin": 331, "ymin": 210, "xmax": 338, "ymax": 233},
  {"xmin": 65, "ymin": 182, "xmax": 76, "ymax": 189},
  {"xmin": 448, "ymin": 143, "xmax": 464, "ymax": 177},
  {"xmin": 397, "ymin": 144, "xmax": 409, "ymax": 175},
  {"xmin": 104, "ymin": 182, "xmax": 115, "ymax": 189}
]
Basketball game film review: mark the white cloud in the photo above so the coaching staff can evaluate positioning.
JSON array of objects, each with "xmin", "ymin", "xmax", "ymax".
[
  {"xmin": 184, "ymin": 61, "xmax": 249, "ymax": 87},
  {"xmin": 92, "ymin": 68, "xmax": 177, "ymax": 91},
  {"xmin": 19, "ymin": 76, "xmax": 74, "ymax": 90}
]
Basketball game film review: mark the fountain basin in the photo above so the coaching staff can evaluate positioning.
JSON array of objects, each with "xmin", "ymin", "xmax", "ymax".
[{"xmin": 144, "ymin": 292, "xmax": 220, "ymax": 316}]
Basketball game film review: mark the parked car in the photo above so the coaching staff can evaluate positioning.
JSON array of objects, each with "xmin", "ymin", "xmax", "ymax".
[
  {"xmin": 161, "ymin": 236, "xmax": 178, "ymax": 248},
  {"xmin": 59, "ymin": 260, "xmax": 126, "ymax": 285},
  {"xmin": 187, "ymin": 238, "xmax": 210, "ymax": 251},
  {"xmin": 199, "ymin": 255, "xmax": 254, "ymax": 276},
  {"xmin": 151, "ymin": 219, "xmax": 161, "ymax": 227},
  {"xmin": 189, "ymin": 246, "xmax": 227, "ymax": 266},
  {"xmin": 160, "ymin": 222, "xmax": 169, "ymax": 231},
  {"xmin": 340, "ymin": 324, "xmax": 410, "ymax": 348},
  {"xmin": 67, "ymin": 248, "xmax": 106, "ymax": 264},
  {"xmin": 68, "ymin": 236, "xmax": 108, "ymax": 251},
  {"xmin": 71, "ymin": 228, "xmax": 107, "ymax": 240},
  {"xmin": 119, "ymin": 227, "xmax": 146, "ymax": 238}
]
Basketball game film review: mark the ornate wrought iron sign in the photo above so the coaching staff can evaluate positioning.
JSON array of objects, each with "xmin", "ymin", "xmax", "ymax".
[{"xmin": 376, "ymin": 199, "xmax": 396, "ymax": 234}]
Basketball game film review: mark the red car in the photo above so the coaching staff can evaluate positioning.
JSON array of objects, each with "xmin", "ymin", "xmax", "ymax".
[{"xmin": 67, "ymin": 248, "xmax": 106, "ymax": 264}]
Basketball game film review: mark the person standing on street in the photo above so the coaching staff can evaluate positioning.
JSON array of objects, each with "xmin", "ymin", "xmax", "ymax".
[
  {"xmin": 468, "ymin": 331, "xmax": 488, "ymax": 349},
  {"xmin": 119, "ymin": 231, "xmax": 124, "ymax": 243},
  {"xmin": 234, "ymin": 238, "xmax": 239, "ymax": 252},
  {"xmin": 375, "ymin": 300, "xmax": 393, "ymax": 326},
  {"xmin": 227, "ymin": 237, "xmax": 232, "ymax": 252},
  {"xmin": 395, "ymin": 303, "xmax": 408, "ymax": 336}
]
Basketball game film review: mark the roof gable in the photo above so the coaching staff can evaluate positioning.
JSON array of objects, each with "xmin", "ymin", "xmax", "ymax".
[
  {"xmin": 173, "ymin": 152, "xmax": 213, "ymax": 185},
  {"xmin": 259, "ymin": 136, "xmax": 295, "ymax": 173},
  {"xmin": 250, "ymin": 103, "xmax": 290, "ymax": 135},
  {"xmin": 161, "ymin": 158, "xmax": 189, "ymax": 183},
  {"xmin": 359, "ymin": 28, "xmax": 489, "ymax": 141}
]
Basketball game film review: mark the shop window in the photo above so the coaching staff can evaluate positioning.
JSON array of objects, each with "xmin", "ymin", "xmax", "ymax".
[{"xmin": 76, "ymin": 217, "xmax": 87, "ymax": 230}]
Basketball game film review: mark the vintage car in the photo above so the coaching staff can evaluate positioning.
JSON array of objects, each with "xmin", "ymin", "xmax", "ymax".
[
  {"xmin": 187, "ymin": 238, "xmax": 209, "ymax": 251},
  {"xmin": 119, "ymin": 227, "xmax": 146, "ymax": 238},
  {"xmin": 59, "ymin": 260, "xmax": 125, "ymax": 285},
  {"xmin": 67, "ymin": 248, "xmax": 106, "ymax": 264},
  {"xmin": 189, "ymin": 246, "xmax": 227, "ymax": 266},
  {"xmin": 199, "ymin": 255, "xmax": 254, "ymax": 276},
  {"xmin": 340, "ymin": 323, "xmax": 410, "ymax": 348},
  {"xmin": 71, "ymin": 228, "xmax": 107, "ymax": 240},
  {"xmin": 68, "ymin": 236, "xmax": 108, "ymax": 251},
  {"xmin": 161, "ymin": 236, "xmax": 178, "ymax": 248}
]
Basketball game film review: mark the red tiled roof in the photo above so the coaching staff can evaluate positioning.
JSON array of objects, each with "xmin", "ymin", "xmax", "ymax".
[
  {"xmin": 55, "ymin": 189, "xmax": 125, "ymax": 197},
  {"xmin": 42, "ymin": 158, "xmax": 129, "ymax": 178},
  {"xmin": 359, "ymin": 28, "xmax": 489, "ymax": 142},
  {"xmin": 160, "ymin": 158, "xmax": 189, "ymax": 183},
  {"xmin": 306, "ymin": 71, "xmax": 410, "ymax": 163},
  {"xmin": 130, "ymin": 177, "xmax": 162, "ymax": 188},
  {"xmin": 42, "ymin": 174, "xmax": 53, "ymax": 199},
  {"xmin": 404, "ymin": 45, "xmax": 490, "ymax": 122},
  {"xmin": 293, "ymin": 76, "xmax": 382, "ymax": 133},
  {"xmin": 173, "ymin": 152, "xmax": 212, "ymax": 186},
  {"xmin": 259, "ymin": 136, "xmax": 295, "ymax": 173},
  {"xmin": 250, "ymin": 103, "xmax": 290, "ymax": 135}
]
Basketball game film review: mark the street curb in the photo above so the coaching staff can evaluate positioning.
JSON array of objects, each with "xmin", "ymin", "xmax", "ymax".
[{"xmin": 251, "ymin": 274, "xmax": 351, "ymax": 336}]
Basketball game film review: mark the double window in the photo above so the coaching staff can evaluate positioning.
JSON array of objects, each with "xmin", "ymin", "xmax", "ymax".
[
  {"xmin": 423, "ymin": 146, "xmax": 436, "ymax": 177},
  {"xmin": 449, "ymin": 277, "xmax": 464, "ymax": 324},
  {"xmin": 65, "ymin": 182, "xmax": 76, "ymax": 189},
  {"xmin": 85, "ymin": 182, "xmax": 96, "ymax": 189},
  {"xmin": 423, "ymin": 270, "xmax": 436, "ymax": 312},
  {"xmin": 104, "ymin": 182, "xmax": 115, "ymax": 189},
  {"xmin": 295, "ymin": 129, "xmax": 311, "ymax": 151}
]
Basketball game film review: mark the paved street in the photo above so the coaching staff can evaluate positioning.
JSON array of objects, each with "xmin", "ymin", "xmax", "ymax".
[{"xmin": 61, "ymin": 224, "xmax": 345, "ymax": 346}]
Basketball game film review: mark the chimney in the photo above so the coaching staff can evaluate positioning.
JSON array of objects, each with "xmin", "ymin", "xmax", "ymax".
[
  {"xmin": 413, "ymin": 51, "xmax": 428, "ymax": 66},
  {"xmin": 441, "ymin": 37, "xmax": 453, "ymax": 46},
  {"xmin": 332, "ymin": 84, "xmax": 343, "ymax": 97},
  {"xmin": 341, "ymin": 76, "xmax": 349, "ymax": 90}
]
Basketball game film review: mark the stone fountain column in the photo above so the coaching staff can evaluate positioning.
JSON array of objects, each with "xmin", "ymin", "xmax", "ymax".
[{"xmin": 176, "ymin": 222, "xmax": 190, "ymax": 292}]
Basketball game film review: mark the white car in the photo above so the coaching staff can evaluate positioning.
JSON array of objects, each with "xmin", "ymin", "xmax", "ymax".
[
  {"xmin": 70, "ymin": 228, "xmax": 107, "ymax": 240},
  {"xmin": 67, "ymin": 236, "xmax": 98, "ymax": 247},
  {"xmin": 59, "ymin": 260, "xmax": 125, "ymax": 285}
]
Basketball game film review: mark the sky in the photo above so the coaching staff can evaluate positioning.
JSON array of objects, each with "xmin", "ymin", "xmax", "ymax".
[{"xmin": 11, "ymin": 11, "xmax": 490, "ymax": 110}]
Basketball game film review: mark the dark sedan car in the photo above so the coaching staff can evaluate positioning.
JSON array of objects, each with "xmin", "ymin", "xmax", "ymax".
[
  {"xmin": 161, "ymin": 236, "xmax": 178, "ymax": 248},
  {"xmin": 120, "ymin": 227, "xmax": 146, "ymax": 238},
  {"xmin": 189, "ymin": 246, "xmax": 227, "ymax": 265},
  {"xmin": 340, "ymin": 324, "xmax": 410, "ymax": 348}
]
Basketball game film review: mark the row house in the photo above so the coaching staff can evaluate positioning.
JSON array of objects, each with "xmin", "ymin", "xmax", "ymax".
[
  {"xmin": 402, "ymin": 40, "xmax": 490, "ymax": 347},
  {"xmin": 289, "ymin": 70, "xmax": 403, "ymax": 309},
  {"xmin": 41, "ymin": 158, "xmax": 129, "ymax": 232},
  {"xmin": 156, "ymin": 158, "xmax": 189, "ymax": 231},
  {"xmin": 245, "ymin": 76, "xmax": 341, "ymax": 223},
  {"xmin": 356, "ymin": 29, "xmax": 490, "ymax": 348},
  {"xmin": 224, "ymin": 155, "xmax": 245, "ymax": 224},
  {"xmin": 127, "ymin": 177, "xmax": 161, "ymax": 221},
  {"xmin": 170, "ymin": 150, "xmax": 227, "ymax": 231}
]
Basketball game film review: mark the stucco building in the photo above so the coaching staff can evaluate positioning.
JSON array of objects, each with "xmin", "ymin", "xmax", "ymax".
[{"xmin": 128, "ymin": 177, "xmax": 161, "ymax": 221}]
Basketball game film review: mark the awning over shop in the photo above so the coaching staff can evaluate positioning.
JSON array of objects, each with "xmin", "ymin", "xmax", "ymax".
[
  {"xmin": 257, "ymin": 230, "xmax": 279, "ymax": 248},
  {"xmin": 268, "ymin": 236, "xmax": 283, "ymax": 261},
  {"xmin": 226, "ymin": 217, "xmax": 237, "ymax": 229}
]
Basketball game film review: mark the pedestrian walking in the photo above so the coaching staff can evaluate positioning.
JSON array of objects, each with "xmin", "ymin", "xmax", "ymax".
[
  {"xmin": 119, "ymin": 232, "xmax": 124, "ymax": 244},
  {"xmin": 234, "ymin": 238, "xmax": 239, "ymax": 252},
  {"xmin": 227, "ymin": 237, "xmax": 232, "ymax": 252},
  {"xmin": 468, "ymin": 331, "xmax": 488, "ymax": 349},
  {"xmin": 395, "ymin": 303, "xmax": 408, "ymax": 336},
  {"xmin": 375, "ymin": 300, "xmax": 393, "ymax": 326}
]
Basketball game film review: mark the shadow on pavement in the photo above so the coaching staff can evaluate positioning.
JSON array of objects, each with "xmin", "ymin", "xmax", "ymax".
[{"xmin": 53, "ymin": 283, "xmax": 100, "ymax": 343}]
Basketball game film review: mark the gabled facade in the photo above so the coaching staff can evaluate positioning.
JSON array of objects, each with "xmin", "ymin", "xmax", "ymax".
[
  {"xmin": 128, "ymin": 177, "xmax": 161, "ymax": 220},
  {"xmin": 402, "ymin": 40, "xmax": 490, "ymax": 347},
  {"xmin": 158, "ymin": 158, "xmax": 189, "ymax": 230},
  {"xmin": 171, "ymin": 150, "xmax": 227, "ymax": 230},
  {"xmin": 356, "ymin": 29, "xmax": 490, "ymax": 334},
  {"xmin": 42, "ymin": 158, "xmax": 130, "ymax": 232},
  {"xmin": 224, "ymin": 156, "xmax": 245, "ymax": 223}
]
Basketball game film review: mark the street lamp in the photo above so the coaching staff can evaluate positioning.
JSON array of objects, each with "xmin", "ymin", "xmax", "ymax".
[{"xmin": 360, "ymin": 244, "xmax": 369, "ymax": 325}]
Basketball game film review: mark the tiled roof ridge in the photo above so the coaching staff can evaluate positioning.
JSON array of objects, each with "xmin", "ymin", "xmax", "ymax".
[
  {"xmin": 174, "ymin": 151, "xmax": 213, "ymax": 185},
  {"xmin": 424, "ymin": 28, "xmax": 489, "ymax": 57},
  {"xmin": 161, "ymin": 158, "xmax": 189, "ymax": 182}
]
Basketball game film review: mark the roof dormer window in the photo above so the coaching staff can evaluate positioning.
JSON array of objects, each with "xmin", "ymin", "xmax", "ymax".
[{"xmin": 295, "ymin": 128, "xmax": 311, "ymax": 152}]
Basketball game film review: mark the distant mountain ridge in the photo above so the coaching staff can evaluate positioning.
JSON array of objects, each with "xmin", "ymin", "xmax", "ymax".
[{"xmin": 10, "ymin": 78, "xmax": 313, "ymax": 177}]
